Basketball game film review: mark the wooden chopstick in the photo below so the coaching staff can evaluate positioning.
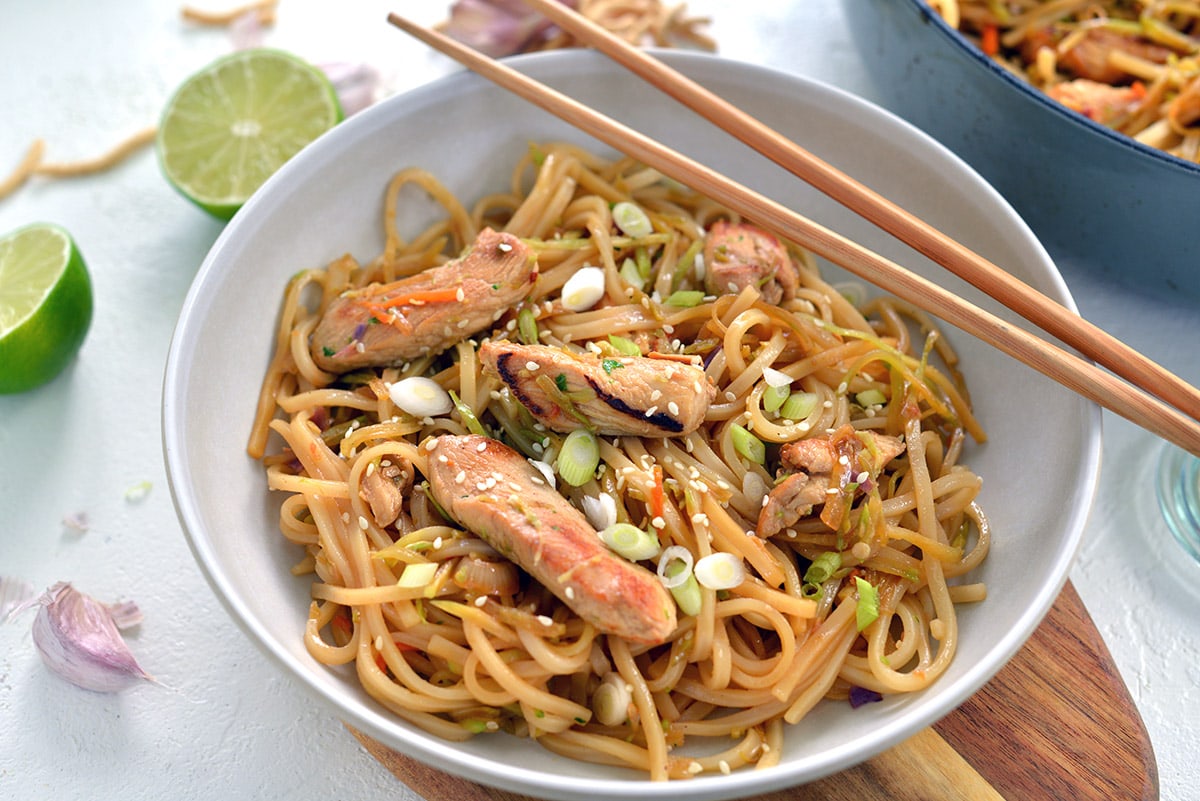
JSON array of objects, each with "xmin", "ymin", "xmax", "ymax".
[
  {"xmin": 515, "ymin": 0, "xmax": 1200, "ymax": 427},
  {"xmin": 385, "ymin": 13, "xmax": 1200, "ymax": 458}
]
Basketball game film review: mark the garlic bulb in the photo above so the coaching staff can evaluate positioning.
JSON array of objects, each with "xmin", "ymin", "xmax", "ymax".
[{"xmin": 28, "ymin": 583, "xmax": 152, "ymax": 692}]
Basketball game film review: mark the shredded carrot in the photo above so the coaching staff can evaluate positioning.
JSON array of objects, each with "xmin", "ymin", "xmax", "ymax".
[
  {"xmin": 650, "ymin": 464, "xmax": 665, "ymax": 521},
  {"xmin": 981, "ymin": 24, "xmax": 1000, "ymax": 57},
  {"xmin": 363, "ymin": 287, "xmax": 461, "ymax": 312},
  {"xmin": 1130, "ymin": 80, "xmax": 1147, "ymax": 100}
]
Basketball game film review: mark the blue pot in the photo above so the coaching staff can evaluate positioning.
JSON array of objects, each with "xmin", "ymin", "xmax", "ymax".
[{"xmin": 842, "ymin": 0, "xmax": 1200, "ymax": 299}]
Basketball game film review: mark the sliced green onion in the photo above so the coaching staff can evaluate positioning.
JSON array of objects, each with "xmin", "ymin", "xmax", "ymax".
[
  {"xmin": 694, "ymin": 553, "xmax": 745, "ymax": 590},
  {"xmin": 607, "ymin": 334, "xmax": 642, "ymax": 356},
  {"xmin": 656, "ymin": 545, "xmax": 694, "ymax": 589},
  {"xmin": 612, "ymin": 201, "xmax": 652, "ymax": 238},
  {"xmin": 762, "ymin": 383, "xmax": 790, "ymax": 413},
  {"xmin": 619, "ymin": 257, "xmax": 645, "ymax": 289},
  {"xmin": 730, "ymin": 423, "xmax": 766, "ymax": 465},
  {"xmin": 593, "ymin": 673, "xmax": 632, "ymax": 726},
  {"xmin": 517, "ymin": 306, "xmax": 540, "ymax": 345},
  {"xmin": 599, "ymin": 522, "xmax": 661, "ymax": 561},
  {"xmin": 855, "ymin": 576, "xmax": 880, "ymax": 631},
  {"xmin": 664, "ymin": 290, "xmax": 705, "ymax": 307},
  {"xmin": 658, "ymin": 547, "xmax": 702, "ymax": 616},
  {"xmin": 780, "ymin": 390, "xmax": 819, "ymax": 421},
  {"xmin": 671, "ymin": 574, "xmax": 702, "ymax": 616},
  {"xmin": 855, "ymin": 388, "xmax": 888, "ymax": 407},
  {"xmin": 804, "ymin": 551, "xmax": 841, "ymax": 585},
  {"xmin": 556, "ymin": 429, "xmax": 600, "ymax": 487},
  {"xmin": 448, "ymin": 390, "xmax": 487, "ymax": 437},
  {"xmin": 635, "ymin": 246, "xmax": 652, "ymax": 280},
  {"xmin": 397, "ymin": 562, "xmax": 439, "ymax": 589}
]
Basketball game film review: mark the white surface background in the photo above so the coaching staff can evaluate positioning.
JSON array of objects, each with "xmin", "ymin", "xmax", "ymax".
[{"xmin": 1, "ymin": 2, "xmax": 1196, "ymax": 799}]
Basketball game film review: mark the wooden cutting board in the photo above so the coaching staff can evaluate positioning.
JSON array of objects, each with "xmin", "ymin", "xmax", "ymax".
[{"xmin": 347, "ymin": 581, "xmax": 1157, "ymax": 801}]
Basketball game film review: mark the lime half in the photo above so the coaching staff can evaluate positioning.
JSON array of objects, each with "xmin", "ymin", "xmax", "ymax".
[
  {"xmin": 157, "ymin": 48, "xmax": 343, "ymax": 220},
  {"xmin": 0, "ymin": 223, "xmax": 93, "ymax": 394}
]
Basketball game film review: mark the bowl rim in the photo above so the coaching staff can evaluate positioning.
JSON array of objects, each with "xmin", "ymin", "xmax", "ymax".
[
  {"xmin": 895, "ymin": 0, "xmax": 1200, "ymax": 178},
  {"xmin": 162, "ymin": 46, "xmax": 1103, "ymax": 800}
]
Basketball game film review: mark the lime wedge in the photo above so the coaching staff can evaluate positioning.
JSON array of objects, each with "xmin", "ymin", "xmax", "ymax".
[
  {"xmin": 156, "ymin": 48, "xmax": 343, "ymax": 220},
  {"xmin": 0, "ymin": 223, "xmax": 93, "ymax": 394}
]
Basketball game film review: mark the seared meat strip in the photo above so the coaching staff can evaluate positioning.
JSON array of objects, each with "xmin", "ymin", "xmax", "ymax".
[
  {"xmin": 478, "ymin": 340, "xmax": 715, "ymax": 437},
  {"xmin": 702, "ymin": 220, "xmax": 799, "ymax": 305},
  {"xmin": 757, "ymin": 427, "xmax": 905, "ymax": 538},
  {"xmin": 424, "ymin": 434, "xmax": 677, "ymax": 645},
  {"xmin": 311, "ymin": 228, "xmax": 537, "ymax": 372}
]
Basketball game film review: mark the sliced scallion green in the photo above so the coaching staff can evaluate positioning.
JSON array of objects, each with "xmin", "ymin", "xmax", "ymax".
[
  {"xmin": 448, "ymin": 390, "xmax": 487, "ymax": 437},
  {"xmin": 607, "ymin": 334, "xmax": 642, "ymax": 356},
  {"xmin": 556, "ymin": 429, "xmax": 600, "ymax": 487},
  {"xmin": 619, "ymin": 257, "xmax": 645, "ymax": 289},
  {"xmin": 600, "ymin": 522, "xmax": 661, "ymax": 561},
  {"xmin": 664, "ymin": 290, "xmax": 705, "ymax": 307},
  {"xmin": 667, "ymin": 566, "xmax": 702, "ymax": 616},
  {"xmin": 762, "ymin": 383, "xmax": 790, "ymax": 413},
  {"xmin": 517, "ymin": 306, "xmax": 539, "ymax": 345},
  {"xmin": 855, "ymin": 388, "xmax": 888, "ymax": 407},
  {"xmin": 780, "ymin": 390, "xmax": 819, "ymax": 421},
  {"xmin": 804, "ymin": 551, "xmax": 841, "ymax": 585},
  {"xmin": 855, "ymin": 576, "xmax": 880, "ymax": 631},
  {"xmin": 612, "ymin": 201, "xmax": 653, "ymax": 238},
  {"xmin": 730, "ymin": 423, "xmax": 766, "ymax": 464}
]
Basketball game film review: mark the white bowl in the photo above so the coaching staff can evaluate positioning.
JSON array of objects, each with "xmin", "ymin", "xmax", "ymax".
[{"xmin": 163, "ymin": 49, "xmax": 1101, "ymax": 801}]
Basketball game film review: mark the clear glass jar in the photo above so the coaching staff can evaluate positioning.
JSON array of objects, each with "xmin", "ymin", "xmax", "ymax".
[{"xmin": 1157, "ymin": 444, "xmax": 1200, "ymax": 562}]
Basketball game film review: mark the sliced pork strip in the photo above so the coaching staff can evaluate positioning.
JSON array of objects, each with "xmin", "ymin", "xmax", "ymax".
[
  {"xmin": 424, "ymin": 434, "xmax": 677, "ymax": 645},
  {"xmin": 478, "ymin": 340, "xmax": 715, "ymax": 437},
  {"xmin": 311, "ymin": 228, "xmax": 537, "ymax": 372}
]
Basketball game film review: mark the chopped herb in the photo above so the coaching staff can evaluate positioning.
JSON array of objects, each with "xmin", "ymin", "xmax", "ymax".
[
  {"xmin": 601, "ymin": 358, "xmax": 624, "ymax": 375},
  {"xmin": 855, "ymin": 576, "xmax": 880, "ymax": 631},
  {"xmin": 322, "ymin": 346, "xmax": 336, "ymax": 357},
  {"xmin": 554, "ymin": 373, "xmax": 568, "ymax": 392}
]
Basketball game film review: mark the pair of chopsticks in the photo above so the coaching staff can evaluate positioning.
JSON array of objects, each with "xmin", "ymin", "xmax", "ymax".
[{"xmin": 387, "ymin": 4, "xmax": 1200, "ymax": 458}]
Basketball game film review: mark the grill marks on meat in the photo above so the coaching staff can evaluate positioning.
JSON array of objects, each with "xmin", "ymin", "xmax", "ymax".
[
  {"xmin": 756, "ymin": 427, "xmax": 905, "ymax": 538},
  {"xmin": 424, "ymin": 435, "xmax": 677, "ymax": 645},
  {"xmin": 702, "ymin": 220, "xmax": 799, "ymax": 305},
  {"xmin": 310, "ymin": 228, "xmax": 537, "ymax": 372},
  {"xmin": 478, "ymin": 340, "xmax": 715, "ymax": 437}
]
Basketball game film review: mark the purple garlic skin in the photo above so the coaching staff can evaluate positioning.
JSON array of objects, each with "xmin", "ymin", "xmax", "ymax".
[{"xmin": 30, "ymin": 582, "xmax": 152, "ymax": 693}]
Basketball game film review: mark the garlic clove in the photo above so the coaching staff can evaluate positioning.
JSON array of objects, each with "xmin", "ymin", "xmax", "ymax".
[{"xmin": 29, "ymin": 582, "xmax": 152, "ymax": 693}]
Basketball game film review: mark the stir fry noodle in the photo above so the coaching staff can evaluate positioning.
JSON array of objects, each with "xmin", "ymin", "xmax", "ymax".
[
  {"xmin": 929, "ymin": 0, "xmax": 1200, "ymax": 161},
  {"xmin": 247, "ymin": 143, "xmax": 992, "ymax": 780}
]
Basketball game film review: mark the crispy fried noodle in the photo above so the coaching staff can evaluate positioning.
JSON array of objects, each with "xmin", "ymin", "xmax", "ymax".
[{"xmin": 247, "ymin": 143, "xmax": 992, "ymax": 780}]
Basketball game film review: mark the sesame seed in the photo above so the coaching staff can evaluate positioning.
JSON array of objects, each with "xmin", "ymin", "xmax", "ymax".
[
  {"xmin": 719, "ymin": 760, "xmax": 731, "ymax": 776},
  {"xmin": 366, "ymin": 462, "xmax": 376, "ymax": 477},
  {"xmin": 474, "ymin": 595, "xmax": 488, "ymax": 607},
  {"xmin": 565, "ymin": 587, "xmax": 575, "ymax": 600},
  {"xmin": 438, "ymin": 454, "xmax": 449, "ymax": 463},
  {"xmin": 477, "ymin": 441, "xmax": 488, "ymax": 452},
  {"xmin": 433, "ymin": 537, "xmax": 443, "ymax": 548},
  {"xmin": 375, "ymin": 635, "xmax": 385, "ymax": 651},
  {"xmin": 355, "ymin": 341, "xmax": 365, "ymax": 353},
  {"xmin": 457, "ymin": 318, "xmax": 470, "ymax": 328},
  {"xmin": 650, "ymin": 389, "xmax": 663, "ymax": 401},
  {"xmin": 644, "ymin": 405, "xmax": 658, "ymax": 417},
  {"xmin": 826, "ymin": 487, "xmax": 840, "ymax": 495},
  {"xmin": 455, "ymin": 470, "xmax": 467, "ymax": 484},
  {"xmin": 455, "ymin": 287, "xmax": 466, "ymax": 301},
  {"xmin": 526, "ymin": 361, "xmax": 540, "ymax": 371},
  {"xmin": 668, "ymin": 401, "xmax": 680, "ymax": 415},
  {"xmin": 538, "ymin": 615, "xmax": 554, "ymax": 627},
  {"xmin": 651, "ymin": 516, "xmax": 666, "ymax": 529},
  {"xmin": 498, "ymin": 242, "xmax": 513, "ymax": 252},
  {"xmin": 358, "ymin": 516, "xmax": 369, "ymax": 530},
  {"xmin": 341, "ymin": 512, "xmax": 351, "ymax": 523}
]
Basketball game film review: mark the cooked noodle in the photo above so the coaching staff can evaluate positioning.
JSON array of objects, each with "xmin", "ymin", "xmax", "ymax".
[{"xmin": 247, "ymin": 143, "xmax": 991, "ymax": 780}]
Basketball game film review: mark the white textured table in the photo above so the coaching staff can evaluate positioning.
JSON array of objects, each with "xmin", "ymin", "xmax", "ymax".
[{"xmin": 2, "ymin": 2, "xmax": 1196, "ymax": 799}]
